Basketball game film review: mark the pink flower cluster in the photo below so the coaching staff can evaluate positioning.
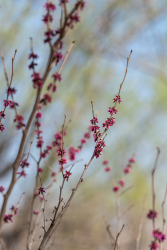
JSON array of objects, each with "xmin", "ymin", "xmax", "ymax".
[
  {"xmin": 0, "ymin": 97, "xmax": 19, "ymax": 132},
  {"xmin": 13, "ymin": 114, "xmax": 25, "ymax": 130},
  {"xmin": 17, "ymin": 158, "xmax": 30, "ymax": 178},
  {"xmin": 94, "ymin": 139, "xmax": 106, "ymax": 158},
  {"xmin": 0, "ymin": 186, "xmax": 5, "ymax": 193},
  {"xmin": 28, "ymin": 50, "xmax": 43, "ymax": 89},
  {"xmin": 152, "ymin": 229, "xmax": 166, "ymax": 242},
  {"xmin": 4, "ymin": 205, "xmax": 18, "ymax": 223},
  {"xmin": 4, "ymin": 214, "xmax": 13, "ymax": 223},
  {"xmin": 123, "ymin": 157, "xmax": 136, "ymax": 174},
  {"xmin": 103, "ymin": 156, "xmax": 135, "ymax": 193},
  {"xmin": 40, "ymin": 93, "xmax": 52, "ymax": 106},
  {"xmin": 103, "ymin": 159, "xmax": 111, "ymax": 172},
  {"xmin": 63, "ymin": 170, "xmax": 72, "ymax": 182},
  {"xmin": 34, "ymin": 111, "xmax": 44, "ymax": 149},
  {"xmin": 147, "ymin": 210, "xmax": 158, "ymax": 219},
  {"xmin": 38, "ymin": 186, "xmax": 45, "ymax": 195},
  {"xmin": 52, "ymin": 132, "xmax": 62, "ymax": 148},
  {"xmin": 149, "ymin": 230, "xmax": 166, "ymax": 250}
]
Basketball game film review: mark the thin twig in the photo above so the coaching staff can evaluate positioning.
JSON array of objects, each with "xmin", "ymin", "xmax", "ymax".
[
  {"xmin": 116, "ymin": 192, "xmax": 121, "ymax": 248},
  {"xmin": 114, "ymin": 225, "xmax": 124, "ymax": 250},
  {"xmin": 119, "ymin": 185, "xmax": 134, "ymax": 197},
  {"xmin": 136, "ymin": 195, "xmax": 147, "ymax": 250},
  {"xmin": 126, "ymin": 224, "xmax": 137, "ymax": 242},
  {"xmin": 120, "ymin": 204, "xmax": 135, "ymax": 218},
  {"xmin": 102, "ymin": 216, "xmax": 116, "ymax": 249},
  {"xmin": 151, "ymin": 147, "xmax": 160, "ymax": 230},
  {"xmin": 160, "ymin": 186, "xmax": 167, "ymax": 250}
]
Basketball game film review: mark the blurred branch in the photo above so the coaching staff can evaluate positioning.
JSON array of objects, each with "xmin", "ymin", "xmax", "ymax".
[
  {"xmin": 136, "ymin": 195, "xmax": 147, "ymax": 250},
  {"xmin": 151, "ymin": 147, "xmax": 160, "ymax": 230}
]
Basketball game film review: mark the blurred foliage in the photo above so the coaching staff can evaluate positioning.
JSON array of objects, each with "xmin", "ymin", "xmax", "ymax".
[{"xmin": 1, "ymin": 0, "xmax": 167, "ymax": 249}]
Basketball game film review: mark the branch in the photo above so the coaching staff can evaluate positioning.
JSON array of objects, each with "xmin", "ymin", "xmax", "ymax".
[
  {"xmin": 151, "ymin": 147, "xmax": 160, "ymax": 230},
  {"xmin": 114, "ymin": 224, "xmax": 124, "ymax": 250}
]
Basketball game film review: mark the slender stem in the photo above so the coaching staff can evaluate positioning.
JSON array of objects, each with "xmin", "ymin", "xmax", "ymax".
[
  {"xmin": 151, "ymin": 147, "xmax": 160, "ymax": 230},
  {"xmin": 114, "ymin": 225, "xmax": 124, "ymax": 250},
  {"xmin": 136, "ymin": 195, "xmax": 147, "ymax": 250},
  {"xmin": 160, "ymin": 186, "xmax": 167, "ymax": 250}
]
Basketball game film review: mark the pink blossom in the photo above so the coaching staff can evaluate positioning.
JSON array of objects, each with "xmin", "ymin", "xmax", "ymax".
[
  {"xmin": 108, "ymin": 107, "xmax": 118, "ymax": 115},
  {"xmin": 40, "ymin": 151, "xmax": 46, "ymax": 158},
  {"xmin": 38, "ymin": 168, "xmax": 43, "ymax": 173},
  {"xmin": 75, "ymin": 1, "xmax": 86, "ymax": 11},
  {"xmin": 46, "ymin": 145, "xmax": 52, "ymax": 151},
  {"xmin": 3, "ymin": 100, "xmax": 11, "ymax": 107},
  {"xmin": 0, "ymin": 123, "xmax": 5, "ymax": 132},
  {"xmin": 51, "ymin": 171, "xmax": 56, "ymax": 177},
  {"xmin": 0, "ymin": 111, "xmax": 5, "ymax": 119},
  {"xmin": 4, "ymin": 214, "xmax": 13, "ymax": 223},
  {"xmin": 44, "ymin": 2, "xmax": 56, "ymax": 11},
  {"xmin": 36, "ymin": 139, "xmax": 44, "ymax": 148},
  {"xmin": 90, "ymin": 117, "xmax": 99, "ymax": 125},
  {"xmin": 28, "ymin": 52, "xmax": 38, "ymax": 59},
  {"xmin": 20, "ymin": 159, "xmax": 30, "ymax": 168},
  {"xmin": 54, "ymin": 52, "xmax": 63, "ymax": 64},
  {"xmin": 29, "ymin": 61, "xmax": 37, "ymax": 70},
  {"xmin": 35, "ymin": 111, "xmax": 43, "ymax": 119},
  {"xmin": 113, "ymin": 95, "xmax": 122, "ymax": 104},
  {"xmin": 113, "ymin": 186, "xmax": 120, "ymax": 192},
  {"xmin": 128, "ymin": 157, "xmax": 136, "ymax": 163},
  {"xmin": 31, "ymin": 72, "xmax": 43, "ymax": 88},
  {"xmin": 102, "ymin": 160, "xmax": 109, "ymax": 165},
  {"xmin": 81, "ymin": 138, "xmax": 87, "ymax": 144},
  {"xmin": 63, "ymin": 170, "xmax": 72, "ymax": 181},
  {"xmin": 42, "ymin": 13, "xmax": 53, "ymax": 24},
  {"xmin": 94, "ymin": 139, "xmax": 106, "ymax": 158},
  {"xmin": 57, "ymin": 148, "xmax": 66, "ymax": 157},
  {"xmin": 9, "ymin": 101, "xmax": 19, "ymax": 109},
  {"xmin": 52, "ymin": 84, "xmax": 57, "ymax": 92},
  {"xmin": 90, "ymin": 125, "xmax": 100, "ymax": 133},
  {"xmin": 54, "ymin": 132, "xmax": 62, "ymax": 140},
  {"xmin": 33, "ymin": 210, "xmax": 39, "ymax": 215},
  {"xmin": 152, "ymin": 229, "xmax": 166, "ymax": 242},
  {"xmin": 34, "ymin": 121, "xmax": 42, "ymax": 127},
  {"xmin": 35, "ymin": 130, "xmax": 43, "ymax": 135},
  {"xmin": 84, "ymin": 132, "xmax": 91, "ymax": 139},
  {"xmin": 17, "ymin": 170, "xmax": 27, "ymax": 178},
  {"xmin": 68, "ymin": 146, "xmax": 77, "ymax": 161},
  {"xmin": 7, "ymin": 87, "xmax": 16, "ymax": 95},
  {"xmin": 149, "ymin": 242, "xmax": 160, "ymax": 250},
  {"xmin": 59, "ymin": 158, "xmax": 67, "ymax": 165},
  {"xmin": 70, "ymin": 13, "xmax": 80, "ymax": 23},
  {"xmin": 147, "ymin": 210, "xmax": 158, "ymax": 219},
  {"xmin": 38, "ymin": 186, "xmax": 45, "ymax": 195},
  {"xmin": 0, "ymin": 186, "xmax": 5, "ymax": 192},
  {"xmin": 60, "ymin": 0, "xmax": 69, "ymax": 4},
  {"xmin": 10, "ymin": 205, "xmax": 18, "ymax": 215},
  {"xmin": 52, "ymin": 73, "xmax": 62, "ymax": 82},
  {"xmin": 104, "ymin": 167, "xmax": 111, "ymax": 172},
  {"xmin": 124, "ymin": 168, "xmax": 130, "ymax": 174},
  {"xmin": 118, "ymin": 180, "xmax": 125, "ymax": 187},
  {"xmin": 40, "ymin": 94, "xmax": 52, "ymax": 105},
  {"xmin": 102, "ymin": 117, "xmax": 115, "ymax": 129}
]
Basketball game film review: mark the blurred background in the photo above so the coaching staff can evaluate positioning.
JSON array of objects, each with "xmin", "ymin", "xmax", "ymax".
[{"xmin": 0, "ymin": 0, "xmax": 167, "ymax": 249}]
